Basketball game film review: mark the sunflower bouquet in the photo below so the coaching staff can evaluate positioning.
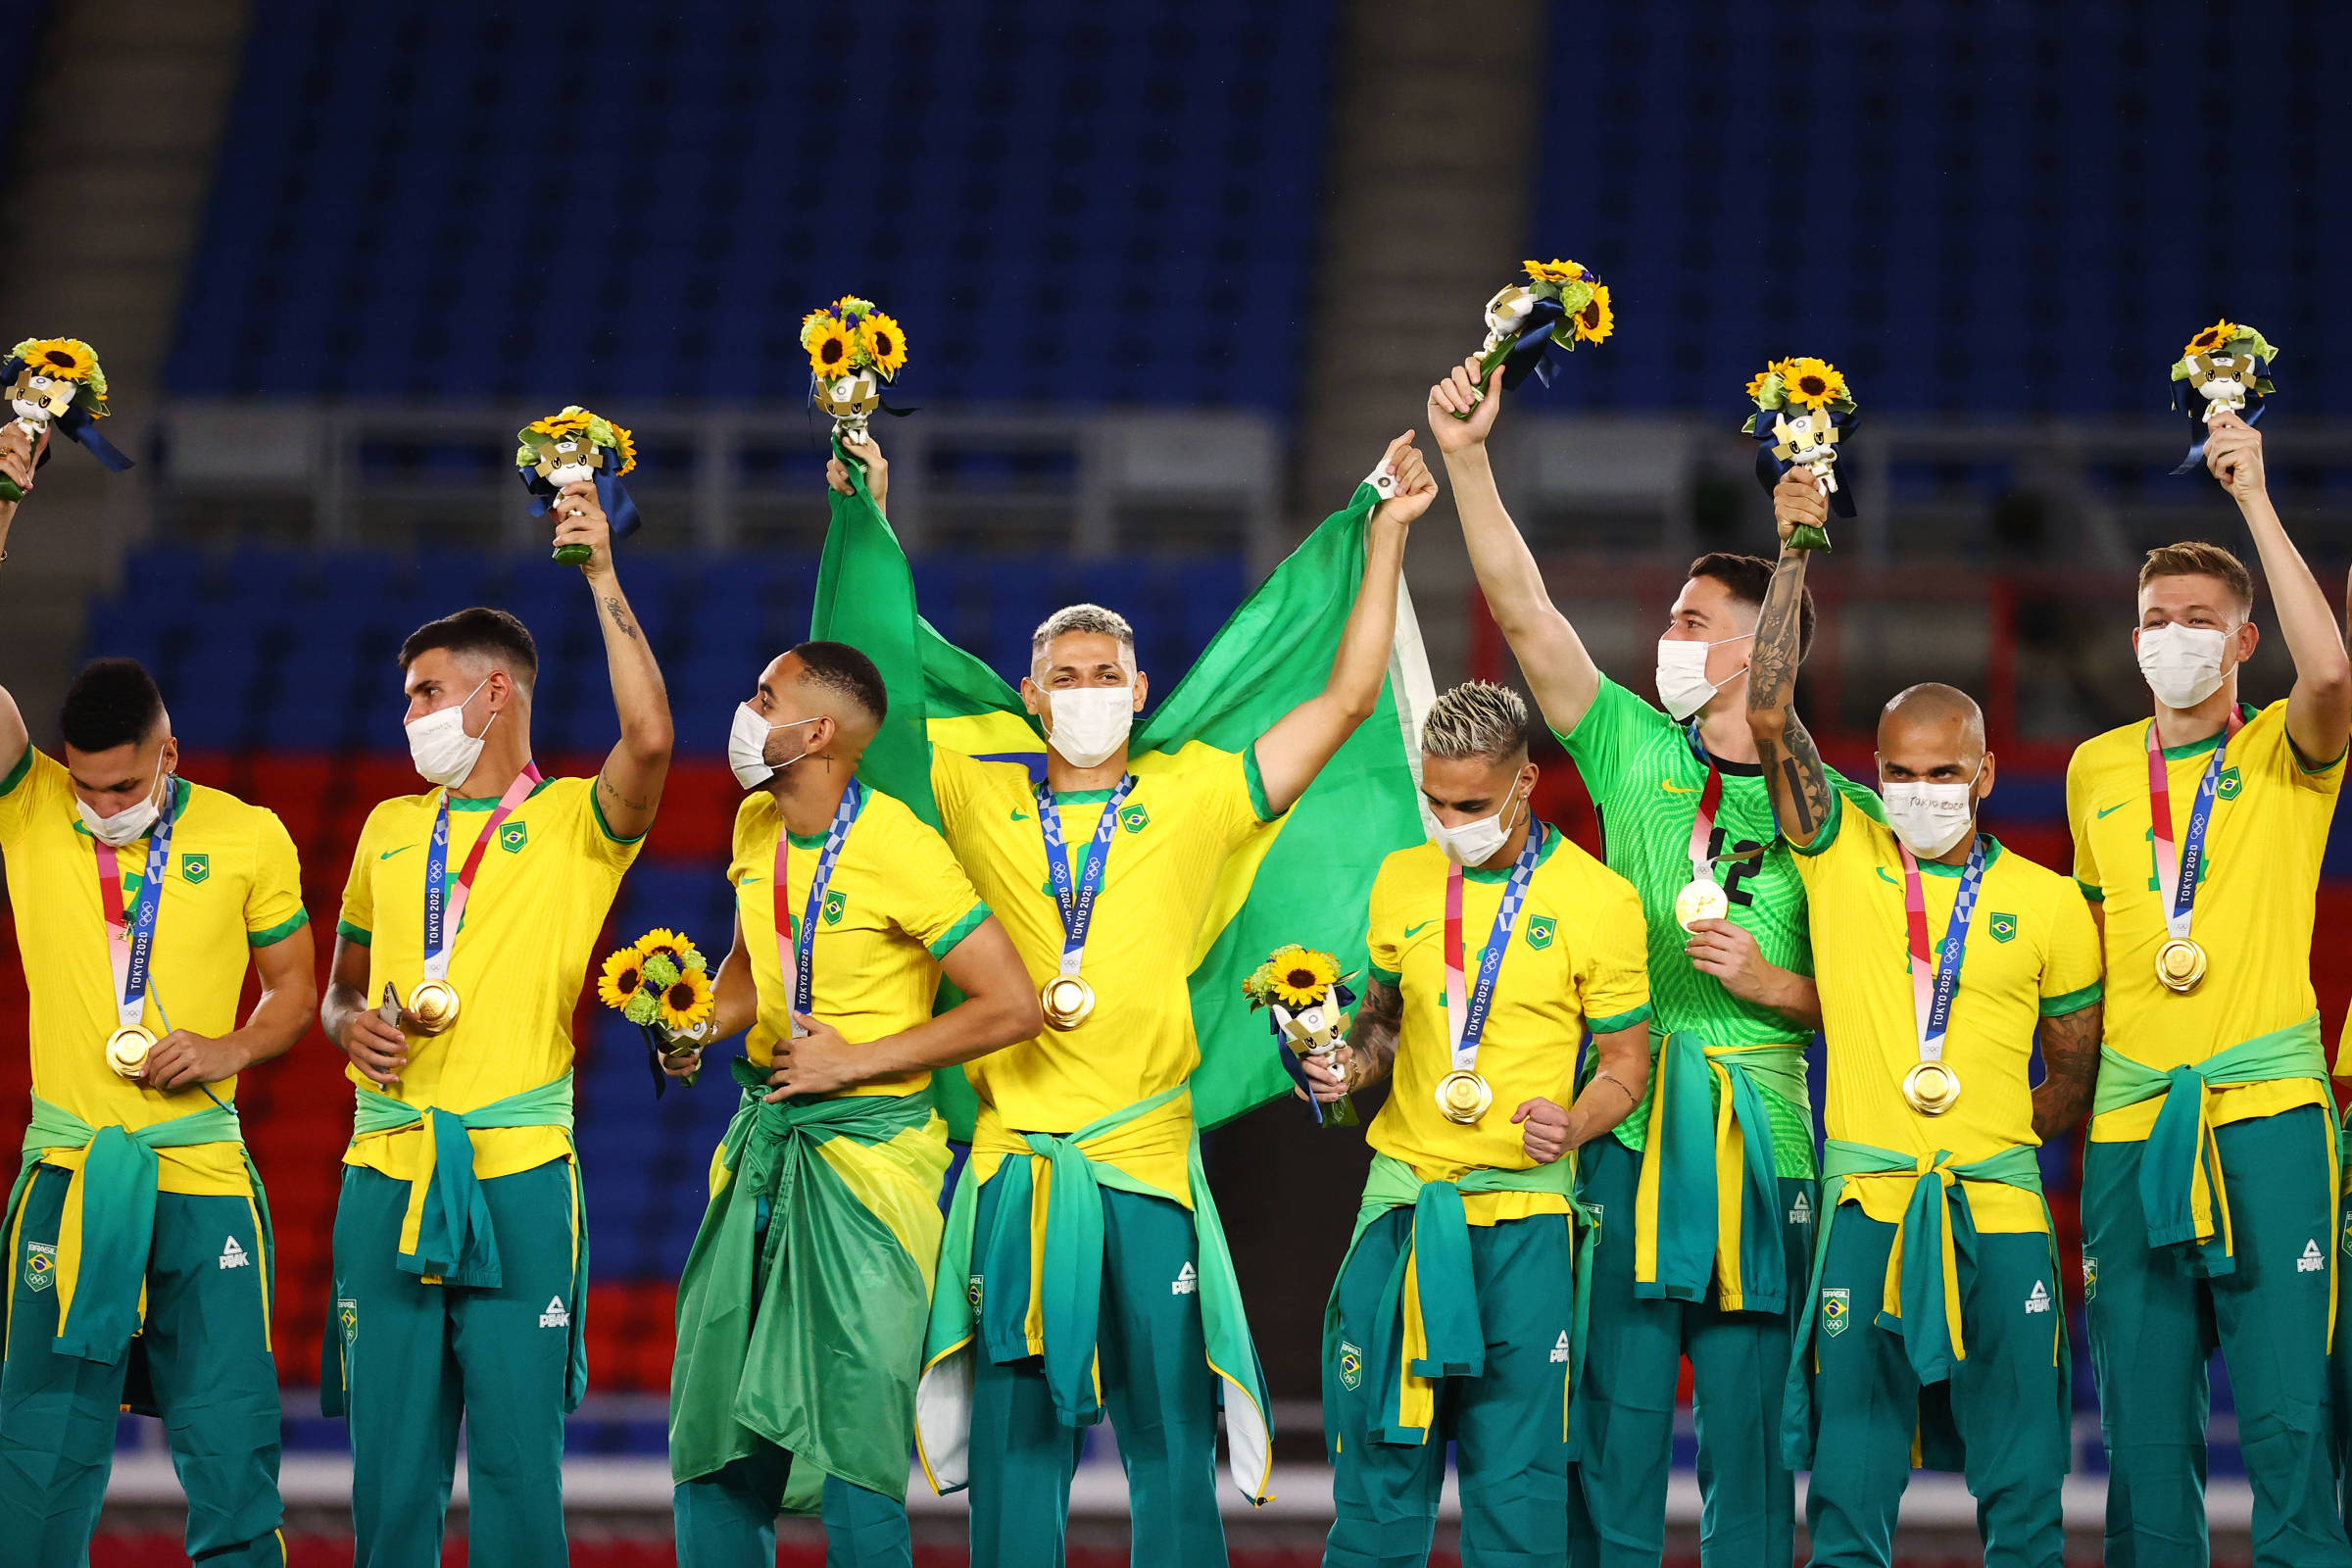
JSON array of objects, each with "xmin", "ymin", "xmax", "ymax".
[
  {"xmin": 0, "ymin": 337, "xmax": 133, "ymax": 501},
  {"xmin": 1743, "ymin": 357, "xmax": 1859, "ymax": 551},
  {"xmin": 598, "ymin": 927, "xmax": 715, "ymax": 1096},
  {"xmin": 1447, "ymin": 259, "xmax": 1614, "ymax": 419},
  {"xmin": 1244, "ymin": 944, "xmax": 1359, "ymax": 1128},
  {"xmin": 2170, "ymin": 319, "xmax": 2278, "ymax": 474},
  {"xmin": 802, "ymin": 295, "xmax": 908, "ymax": 445},
  {"xmin": 515, "ymin": 405, "xmax": 643, "ymax": 564}
]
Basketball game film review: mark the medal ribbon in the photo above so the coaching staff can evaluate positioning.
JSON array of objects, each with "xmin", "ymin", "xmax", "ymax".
[
  {"xmin": 421, "ymin": 763, "xmax": 543, "ymax": 982},
  {"xmin": 772, "ymin": 779, "xmax": 865, "ymax": 1023},
  {"xmin": 1443, "ymin": 822, "xmax": 1546, "ymax": 1072},
  {"xmin": 1037, "ymin": 775, "xmax": 1136, "ymax": 980},
  {"xmin": 2146, "ymin": 705, "xmax": 2243, "ymax": 943},
  {"xmin": 94, "ymin": 782, "xmax": 178, "ymax": 1031},
  {"xmin": 1900, "ymin": 835, "xmax": 1987, "ymax": 1066},
  {"xmin": 1684, "ymin": 756, "xmax": 1726, "ymax": 884}
]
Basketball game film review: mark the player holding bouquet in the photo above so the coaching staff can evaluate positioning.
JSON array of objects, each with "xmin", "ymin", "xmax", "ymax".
[{"xmin": 1298, "ymin": 682, "xmax": 1652, "ymax": 1568}]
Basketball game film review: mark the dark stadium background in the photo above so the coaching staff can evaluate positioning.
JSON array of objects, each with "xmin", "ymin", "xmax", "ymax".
[{"xmin": 0, "ymin": 1, "xmax": 2346, "ymax": 1561}]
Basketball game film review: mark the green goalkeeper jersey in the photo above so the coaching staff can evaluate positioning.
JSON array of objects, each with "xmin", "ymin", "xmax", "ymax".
[{"xmin": 1561, "ymin": 676, "xmax": 1885, "ymax": 1178}]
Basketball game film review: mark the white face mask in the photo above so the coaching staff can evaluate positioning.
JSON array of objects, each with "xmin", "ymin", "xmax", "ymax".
[
  {"xmin": 1880, "ymin": 766, "xmax": 1982, "ymax": 858},
  {"xmin": 1042, "ymin": 684, "xmax": 1134, "ymax": 768},
  {"xmin": 1654, "ymin": 633, "xmax": 1751, "ymax": 722},
  {"xmin": 2135, "ymin": 622, "xmax": 2234, "ymax": 710},
  {"xmin": 406, "ymin": 678, "xmax": 494, "ymax": 788},
  {"xmin": 727, "ymin": 703, "xmax": 820, "ymax": 789},
  {"xmin": 1434, "ymin": 789, "xmax": 1524, "ymax": 866},
  {"xmin": 77, "ymin": 759, "xmax": 171, "ymax": 848}
]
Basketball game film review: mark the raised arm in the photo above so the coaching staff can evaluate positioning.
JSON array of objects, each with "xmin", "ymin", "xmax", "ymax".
[
  {"xmin": 2205, "ymin": 413, "xmax": 2351, "ymax": 763},
  {"xmin": 1427, "ymin": 359, "xmax": 1601, "ymax": 732},
  {"xmin": 0, "ymin": 424, "xmax": 41, "ymax": 774},
  {"xmin": 1746, "ymin": 483, "xmax": 1837, "ymax": 848},
  {"xmin": 556, "ymin": 481, "xmax": 674, "ymax": 841},
  {"xmin": 759, "ymin": 916, "xmax": 1043, "ymax": 1101},
  {"xmin": 1252, "ymin": 432, "xmax": 1436, "ymax": 815}
]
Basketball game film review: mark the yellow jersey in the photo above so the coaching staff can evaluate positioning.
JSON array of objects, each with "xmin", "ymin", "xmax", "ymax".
[
  {"xmin": 727, "ymin": 781, "xmax": 991, "ymax": 1095},
  {"xmin": 2067, "ymin": 699, "xmax": 2343, "ymax": 1139},
  {"xmin": 0, "ymin": 749, "xmax": 308, "ymax": 1195},
  {"xmin": 1795, "ymin": 796, "xmax": 2102, "ymax": 1232},
  {"xmin": 1365, "ymin": 827, "xmax": 1650, "ymax": 1219},
  {"xmin": 335, "ymin": 773, "xmax": 640, "ymax": 1180},
  {"xmin": 930, "ymin": 743, "xmax": 1271, "ymax": 1138}
]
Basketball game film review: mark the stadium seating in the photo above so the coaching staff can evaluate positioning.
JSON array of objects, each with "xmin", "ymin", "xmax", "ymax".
[
  {"xmin": 163, "ymin": 0, "xmax": 1341, "ymax": 414},
  {"xmin": 1526, "ymin": 1, "xmax": 2352, "ymax": 416}
]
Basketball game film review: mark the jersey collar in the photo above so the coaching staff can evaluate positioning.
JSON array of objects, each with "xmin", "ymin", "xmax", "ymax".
[
  {"xmin": 2151, "ymin": 702, "xmax": 2257, "ymax": 761},
  {"xmin": 1462, "ymin": 821, "xmax": 1558, "ymax": 883},
  {"xmin": 1910, "ymin": 833, "xmax": 2003, "ymax": 876}
]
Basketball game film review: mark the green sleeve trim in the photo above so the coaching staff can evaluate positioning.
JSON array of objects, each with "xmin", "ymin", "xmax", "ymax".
[
  {"xmin": 1789, "ymin": 788, "xmax": 1843, "ymax": 857},
  {"xmin": 589, "ymin": 785, "xmax": 648, "ymax": 846},
  {"xmin": 928, "ymin": 904, "xmax": 991, "ymax": 959},
  {"xmin": 2040, "ymin": 980, "xmax": 2102, "ymax": 1018},
  {"xmin": 2293, "ymin": 736, "xmax": 2350, "ymax": 776},
  {"xmin": 1587, "ymin": 1002, "xmax": 1653, "ymax": 1035},
  {"xmin": 0, "ymin": 746, "xmax": 29, "ymax": 797},
  {"xmin": 1367, "ymin": 963, "xmax": 1401, "ymax": 987},
  {"xmin": 247, "ymin": 908, "xmax": 311, "ymax": 948},
  {"xmin": 2076, "ymin": 878, "xmax": 2104, "ymax": 903},
  {"xmin": 335, "ymin": 919, "xmax": 371, "ymax": 947},
  {"xmin": 1243, "ymin": 744, "xmax": 1276, "ymax": 822}
]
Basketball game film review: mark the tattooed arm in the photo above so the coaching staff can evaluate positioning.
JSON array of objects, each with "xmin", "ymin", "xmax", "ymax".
[
  {"xmin": 1746, "ymin": 471, "xmax": 1838, "ymax": 849},
  {"xmin": 1296, "ymin": 977, "xmax": 1403, "ymax": 1109},
  {"xmin": 553, "ymin": 479, "xmax": 674, "ymax": 841},
  {"xmin": 2032, "ymin": 1002, "xmax": 2102, "ymax": 1140}
]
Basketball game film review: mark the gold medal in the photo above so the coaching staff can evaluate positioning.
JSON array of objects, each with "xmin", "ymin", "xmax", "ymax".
[
  {"xmin": 105, "ymin": 1024, "xmax": 156, "ymax": 1077},
  {"xmin": 1040, "ymin": 974, "xmax": 1096, "ymax": 1031},
  {"xmin": 407, "ymin": 978, "xmax": 462, "ymax": 1035},
  {"xmin": 1675, "ymin": 876, "xmax": 1731, "ymax": 932},
  {"xmin": 2155, "ymin": 936, "xmax": 2207, "ymax": 994},
  {"xmin": 1434, "ymin": 1068, "xmax": 1494, "ymax": 1125},
  {"xmin": 1901, "ymin": 1059, "xmax": 1962, "ymax": 1116}
]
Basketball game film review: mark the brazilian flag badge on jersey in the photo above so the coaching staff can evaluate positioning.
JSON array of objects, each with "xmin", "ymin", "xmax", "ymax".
[
  {"xmin": 1119, "ymin": 803, "xmax": 1150, "ymax": 834},
  {"xmin": 1988, "ymin": 911, "xmax": 2017, "ymax": 944},
  {"xmin": 181, "ymin": 853, "xmax": 210, "ymax": 884},
  {"xmin": 1526, "ymin": 915, "xmax": 1556, "ymax": 951},
  {"xmin": 2217, "ymin": 766, "xmax": 2242, "ymax": 802},
  {"xmin": 500, "ymin": 822, "xmax": 528, "ymax": 854},
  {"xmin": 1821, "ymin": 1287, "xmax": 1849, "ymax": 1337},
  {"xmin": 823, "ymin": 890, "xmax": 847, "ymax": 925}
]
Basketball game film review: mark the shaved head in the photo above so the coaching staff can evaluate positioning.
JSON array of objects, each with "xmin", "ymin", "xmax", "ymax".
[
  {"xmin": 1876, "ymin": 681, "xmax": 1994, "ymax": 814},
  {"xmin": 1880, "ymin": 683, "xmax": 1985, "ymax": 757}
]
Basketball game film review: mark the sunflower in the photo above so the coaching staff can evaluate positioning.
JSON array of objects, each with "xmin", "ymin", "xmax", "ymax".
[
  {"xmin": 1523, "ymin": 258, "xmax": 1586, "ymax": 285},
  {"xmin": 858, "ymin": 311, "xmax": 908, "ymax": 378},
  {"xmin": 15, "ymin": 337, "xmax": 94, "ymax": 381},
  {"xmin": 636, "ymin": 927, "xmax": 688, "ymax": 975},
  {"xmin": 800, "ymin": 308, "xmax": 838, "ymax": 350},
  {"xmin": 808, "ymin": 318, "xmax": 858, "ymax": 380},
  {"xmin": 1745, "ymin": 359, "xmax": 1788, "ymax": 402},
  {"xmin": 607, "ymin": 418, "xmax": 638, "ymax": 476},
  {"xmin": 2183, "ymin": 319, "xmax": 2238, "ymax": 359},
  {"xmin": 657, "ymin": 965, "xmax": 715, "ymax": 1032},
  {"xmin": 1780, "ymin": 356, "xmax": 1845, "ymax": 412},
  {"xmin": 1568, "ymin": 281, "xmax": 1615, "ymax": 344},
  {"xmin": 1267, "ymin": 945, "xmax": 1340, "ymax": 1008},
  {"xmin": 597, "ymin": 944, "xmax": 648, "ymax": 1010},
  {"xmin": 526, "ymin": 408, "xmax": 594, "ymax": 443}
]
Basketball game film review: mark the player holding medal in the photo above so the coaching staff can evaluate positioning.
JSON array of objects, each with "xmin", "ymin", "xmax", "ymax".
[
  {"xmin": 1429, "ymin": 358, "xmax": 1882, "ymax": 1565},
  {"xmin": 318, "ymin": 480, "xmax": 672, "ymax": 1567},
  {"xmin": 662, "ymin": 643, "xmax": 1036, "ymax": 1568},
  {"xmin": 831, "ymin": 431, "xmax": 1434, "ymax": 1566},
  {"xmin": 2065, "ymin": 413, "xmax": 2352, "ymax": 1564},
  {"xmin": 1295, "ymin": 683, "xmax": 1650, "ymax": 1566},
  {"xmin": 1749, "ymin": 512, "xmax": 2101, "ymax": 1567},
  {"xmin": 0, "ymin": 422, "xmax": 316, "ymax": 1568}
]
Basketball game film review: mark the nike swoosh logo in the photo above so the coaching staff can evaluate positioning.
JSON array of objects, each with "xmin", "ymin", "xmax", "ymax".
[
  {"xmin": 1874, "ymin": 866, "xmax": 1900, "ymax": 888},
  {"xmin": 1661, "ymin": 779, "xmax": 1696, "ymax": 795},
  {"xmin": 1010, "ymin": 810, "xmax": 1029, "ymax": 821},
  {"xmin": 1404, "ymin": 921, "xmax": 1432, "ymax": 939},
  {"xmin": 378, "ymin": 846, "xmax": 415, "ymax": 861},
  {"xmin": 2096, "ymin": 803, "xmax": 2129, "ymax": 818},
  {"xmin": 738, "ymin": 874, "xmax": 765, "ymax": 885}
]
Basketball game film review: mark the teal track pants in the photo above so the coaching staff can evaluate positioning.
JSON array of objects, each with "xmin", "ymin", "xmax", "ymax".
[
  {"xmin": 2083, "ymin": 1103, "xmax": 2351, "ymax": 1568},
  {"xmin": 1803, "ymin": 1204, "xmax": 2066, "ymax": 1568},
  {"xmin": 1567, "ymin": 1133, "xmax": 1813, "ymax": 1568},
  {"xmin": 965, "ymin": 1171, "xmax": 1227, "ymax": 1568},
  {"xmin": 1322, "ymin": 1207, "xmax": 1575, "ymax": 1568},
  {"xmin": 0, "ymin": 1163, "xmax": 284, "ymax": 1567},
  {"xmin": 673, "ymin": 1446, "xmax": 908, "ymax": 1568},
  {"xmin": 330, "ymin": 1160, "xmax": 579, "ymax": 1568}
]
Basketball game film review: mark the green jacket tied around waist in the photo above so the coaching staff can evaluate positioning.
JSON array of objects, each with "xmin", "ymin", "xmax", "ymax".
[
  {"xmin": 8, "ymin": 1097, "xmax": 253, "ymax": 1363},
  {"xmin": 1639, "ymin": 1033, "xmax": 1805, "ymax": 1314},
  {"xmin": 350, "ymin": 1073, "xmax": 575, "ymax": 1287}
]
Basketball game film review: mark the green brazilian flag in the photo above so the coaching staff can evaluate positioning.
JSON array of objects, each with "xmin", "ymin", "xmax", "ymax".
[{"xmin": 811, "ymin": 444, "xmax": 1437, "ymax": 1139}]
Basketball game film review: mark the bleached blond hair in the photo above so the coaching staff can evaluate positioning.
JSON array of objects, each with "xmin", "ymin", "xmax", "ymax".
[
  {"xmin": 1031, "ymin": 604, "xmax": 1137, "ymax": 668},
  {"xmin": 1421, "ymin": 681, "xmax": 1534, "ymax": 762}
]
